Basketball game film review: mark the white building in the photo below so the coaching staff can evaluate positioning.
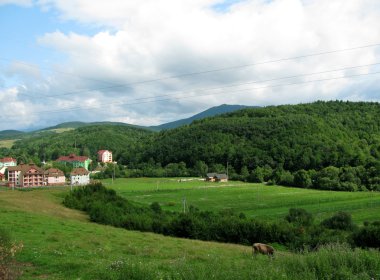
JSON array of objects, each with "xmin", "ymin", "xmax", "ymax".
[{"xmin": 70, "ymin": 167, "xmax": 90, "ymax": 186}]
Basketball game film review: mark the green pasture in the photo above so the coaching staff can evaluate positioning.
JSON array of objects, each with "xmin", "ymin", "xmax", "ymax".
[
  {"xmin": 104, "ymin": 178, "xmax": 380, "ymax": 224},
  {"xmin": 1, "ymin": 181, "xmax": 380, "ymax": 279}
]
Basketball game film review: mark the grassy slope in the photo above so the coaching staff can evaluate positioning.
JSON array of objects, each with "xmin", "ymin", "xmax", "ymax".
[
  {"xmin": 104, "ymin": 178, "xmax": 380, "ymax": 224},
  {"xmin": 0, "ymin": 188, "xmax": 260, "ymax": 279},
  {"xmin": 1, "ymin": 183, "xmax": 380, "ymax": 279}
]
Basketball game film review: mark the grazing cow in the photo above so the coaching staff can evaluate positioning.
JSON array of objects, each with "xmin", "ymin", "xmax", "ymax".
[{"xmin": 252, "ymin": 243, "xmax": 275, "ymax": 258}]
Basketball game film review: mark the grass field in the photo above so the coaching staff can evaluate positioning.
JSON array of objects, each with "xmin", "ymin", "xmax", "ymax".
[
  {"xmin": 0, "ymin": 139, "xmax": 17, "ymax": 148},
  {"xmin": 103, "ymin": 178, "xmax": 380, "ymax": 224},
  {"xmin": 1, "ymin": 181, "xmax": 380, "ymax": 279}
]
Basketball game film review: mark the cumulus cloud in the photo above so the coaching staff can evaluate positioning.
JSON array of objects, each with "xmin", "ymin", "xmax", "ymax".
[{"xmin": 1, "ymin": 0, "xmax": 380, "ymax": 130}]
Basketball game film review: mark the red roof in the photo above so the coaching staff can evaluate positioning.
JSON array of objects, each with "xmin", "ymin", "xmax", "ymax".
[
  {"xmin": 0, "ymin": 157, "xmax": 17, "ymax": 163},
  {"xmin": 57, "ymin": 154, "xmax": 90, "ymax": 162},
  {"xmin": 97, "ymin": 150, "xmax": 111, "ymax": 155}
]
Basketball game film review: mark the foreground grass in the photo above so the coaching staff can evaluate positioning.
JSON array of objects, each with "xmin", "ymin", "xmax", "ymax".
[
  {"xmin": 104, "ymin": 178, "xmax": 380, "ymax": 224},
  {"xmin": 1, "ymin": 183, "xmax": 380, "ymax": 279}
]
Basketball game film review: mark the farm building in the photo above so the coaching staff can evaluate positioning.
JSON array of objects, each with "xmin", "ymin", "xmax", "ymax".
[
  {"xmin": 70, "ymin": 167, "xmax": 90, "ymax": 186},
  {"xmin": 206, "ymin": 173, "xmax": 228, "ymax": 182}
]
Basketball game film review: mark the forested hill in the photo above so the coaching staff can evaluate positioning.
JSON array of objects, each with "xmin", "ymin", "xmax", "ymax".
[
  {"xmin": 143, "ymin": 101, "xmax": 380, "ymax": 172},
  {"xmin": 8, "ymin": 125, "xmax": 153, "ymax": 164}
]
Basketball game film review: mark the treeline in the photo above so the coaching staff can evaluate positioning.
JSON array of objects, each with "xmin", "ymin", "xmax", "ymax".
[
  {"xmin": 1, "ymin": 125, "xmax": 152, "ymax": 167},
  {"xmin": 64, "ymin": 183, "xmax": 380, "ymax": 250}
]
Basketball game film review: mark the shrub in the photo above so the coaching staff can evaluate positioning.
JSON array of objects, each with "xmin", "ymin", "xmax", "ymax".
[
  {"xmin": 321, "ymin": 212, "xmax": 355, "ymax": 231},
  {"xmin": 285, "ymin": 208, "xmax": 314, "ymax": 227}
]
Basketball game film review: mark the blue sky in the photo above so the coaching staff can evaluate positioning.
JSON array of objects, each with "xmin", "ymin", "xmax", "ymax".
[{"xmin": 1, "ymin": 0, "xmax": 380, "ymax": 130}]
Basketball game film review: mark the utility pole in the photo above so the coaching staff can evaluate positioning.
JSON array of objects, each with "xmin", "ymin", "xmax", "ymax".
[
  {"xmin": 227, "ymin": 160, "xmax": 229, "ymax": 179},
  {"xmin": 183, "ymin": 197, "xmax": 186, "ymax": 213}
]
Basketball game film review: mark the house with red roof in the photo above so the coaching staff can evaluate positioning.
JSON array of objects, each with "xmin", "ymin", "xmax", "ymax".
[
  {"xmin": 56, "ymin": 154, "xmax": 92, "ymax": 170},
  {"xmin": 97, "ymin": 150, "xmax": 113, "ymax": 163}
]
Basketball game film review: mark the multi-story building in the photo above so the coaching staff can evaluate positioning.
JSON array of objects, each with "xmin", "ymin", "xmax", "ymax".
[
  {"xmin": 8, "ymin": 163, "xmax": 45, "ymax": 188},
  {"xmin": 97, "ymin": 150, "xmax": 113, "ymax": 163},
  {"xmin": 56, "ymin": 154, "xmax": 92, "ymax": 170}
]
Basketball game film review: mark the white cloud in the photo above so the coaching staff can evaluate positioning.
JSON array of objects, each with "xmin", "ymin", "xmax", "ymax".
[{"xmin": 2, "ymin": 0, "xmax": 380, "ymax": 130}]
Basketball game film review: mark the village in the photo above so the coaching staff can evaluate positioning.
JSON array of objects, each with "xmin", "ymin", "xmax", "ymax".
[{"xmin": 0, "ymin": 150, "xmax": 113, "ymax": 188}]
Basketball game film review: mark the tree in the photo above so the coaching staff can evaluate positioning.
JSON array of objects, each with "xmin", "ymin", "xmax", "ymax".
[
  {"xmin": 293, "ymin": 170, "xmax": 312, "ymax": 188},
  {"xmin": 193, "ymin": 161, "xmax": 208, "ymax": 177}
]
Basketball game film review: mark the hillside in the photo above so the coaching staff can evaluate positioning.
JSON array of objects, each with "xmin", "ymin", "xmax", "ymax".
[
  {"xmin": 9, "ymin": 124, "xmax": 153, "ymax": 164},
  {"xmin": 144, "ymin": 101, "xmax": 380, "ymax": 171},
  {"xmin": 150, "ymin": 104, "xmax": 254, "ymax": 131},
  {"xmin": 0, "ymin": 130, "xmax": 25, "ymax": 140}
]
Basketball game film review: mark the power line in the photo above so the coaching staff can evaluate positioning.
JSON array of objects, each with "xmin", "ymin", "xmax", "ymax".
[
  {"xmin": 3, "ymin": 42, "xmax": 380, "ymax": 98},
  {"xmin": 3, "ymin": 68, "xmax": 380, "ymax": 119},
  {"xmin": 16, "ymin": 62, "xmax": 380, "ymax": 99}
]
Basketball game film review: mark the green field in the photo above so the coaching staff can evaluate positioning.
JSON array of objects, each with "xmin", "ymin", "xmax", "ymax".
[
  {"xmin": 104, "ymin": 178, "xmax": 380, "ymax": 224},
  {"xmin": 1, "ymin": 179, "xmax": 380, "ymax": 279},
  {"xmin": 0, "ymin": 139, "xmax": 17, "ymax": 148}
]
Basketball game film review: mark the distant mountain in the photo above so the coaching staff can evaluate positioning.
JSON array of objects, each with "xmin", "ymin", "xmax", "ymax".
[
  {"xmin": 0, "ymin": 130, "xmax": 26, "ymax": 140},
  {"xmin": 150, "ymin": 104, "xmax": 255, "ymax": 131}
]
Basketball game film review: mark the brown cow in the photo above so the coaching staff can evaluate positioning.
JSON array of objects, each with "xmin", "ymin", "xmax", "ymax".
[{"xmin": 252, "ymin": 243, "xmax": 275, "ymax": 258}]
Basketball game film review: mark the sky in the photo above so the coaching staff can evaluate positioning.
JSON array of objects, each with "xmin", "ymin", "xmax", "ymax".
[{"xmin": 1, "ymin": 0, "xmax": 380, "ymax": 131}]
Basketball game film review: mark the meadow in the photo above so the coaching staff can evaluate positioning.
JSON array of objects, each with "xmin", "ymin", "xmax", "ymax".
[
  {"xmin": 104, "ymin": 178, "xmax": 380, "ymax": 224},
  {"xmin": 1, "ymin": 179, "xmax": 380, "ymax": 279}
]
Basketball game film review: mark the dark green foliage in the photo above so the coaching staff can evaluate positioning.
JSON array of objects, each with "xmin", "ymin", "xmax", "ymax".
[
  {"xmin": 352, "ymin": 222, "xmax": 380, "ymax": 248},
  {"xmin": 9, "ymin": 124, "xmax": 153, "ymax": 166},
  {"xmin": 321, "ymin": 212, "xmax": 355, "ymax": 231},
  {"xmin": 285, "ymin": 208, "xmax": 313, "ymax": 227}
]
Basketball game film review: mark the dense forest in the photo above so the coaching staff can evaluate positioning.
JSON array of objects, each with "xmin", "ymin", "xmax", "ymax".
[{"xmin": 2, "ymin": 101, "xmax": 380, "ymax": 191}]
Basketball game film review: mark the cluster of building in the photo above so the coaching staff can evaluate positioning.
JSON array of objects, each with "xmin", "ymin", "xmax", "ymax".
[{"xmin": 1, "ymin": 149, "xmax": 113, "ymax": 188}]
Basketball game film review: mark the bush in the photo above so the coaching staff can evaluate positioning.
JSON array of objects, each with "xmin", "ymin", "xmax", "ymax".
[
  {"xmin": 285, "ymin": 208, "xmax": 313, "ymax": 227},
  {"xmin": 321, "ymin": 212, "xmax": 355, "ymax": 231}
]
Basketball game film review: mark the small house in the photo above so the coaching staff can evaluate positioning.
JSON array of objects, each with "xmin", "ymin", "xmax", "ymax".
[
  {"xmin": 70, "ymin": 167, "xmax": 90, "ymax": 186},
  {"xmin": 45, "ymin": 168, "xmax": 66, "ymax": 186},
  {"xmin": 205, "ymin": 173, "xmax": 228, "ymax": 182}
]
